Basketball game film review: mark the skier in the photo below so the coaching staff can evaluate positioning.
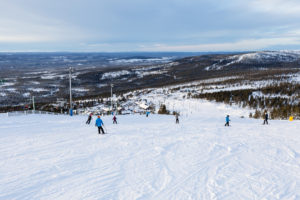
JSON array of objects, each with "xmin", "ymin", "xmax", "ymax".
[
  {"xmin": 263, "ymin": 112, "xmax": 269, "ymax": 125},
  {"xmin": 225, "ymin": 115, "xmax": 230, "ymax": 126},
  {"xmin": 95, "ymin": 115, "xmax": 105, "ymax": 134},
  {"xmin": 113, "ymin": 115, "xmax": 117, "ymax": 124},
  {"xmin": 146, "ymin": 111, "xmax": 150, "ymax": 117},
  {"xmin": 86, "ymin": 113, "xmax": 93, "ymax": 124},
  {"xmin": 175, "ymin": 113, "xmax": 179, "ymax": 124}
]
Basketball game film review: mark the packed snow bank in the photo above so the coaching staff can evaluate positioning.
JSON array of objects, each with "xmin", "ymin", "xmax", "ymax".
[{"xmin": 0, "ymin": 101, "xmax": 299, "ymax": 200}]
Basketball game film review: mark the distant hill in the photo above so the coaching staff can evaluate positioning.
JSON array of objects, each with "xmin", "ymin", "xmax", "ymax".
[{"xmin": 0, "ymin": 51, "xmax": 299, "ymax": 108}]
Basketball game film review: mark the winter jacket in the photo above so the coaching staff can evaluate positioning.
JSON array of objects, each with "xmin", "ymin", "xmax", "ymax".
[
  {"xmin": 95, "ymin": 118, "xmax": 104, "ymax": 127},
  {"xmin": 226, "ymin": 116, "xmax": 230, "ymax": 123},
  {"xmin": 265, "ymin": 114, "xmax": 268, "ymax": 120}
]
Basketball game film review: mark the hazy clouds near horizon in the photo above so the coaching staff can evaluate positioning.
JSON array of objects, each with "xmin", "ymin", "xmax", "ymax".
[{"xmin": 1, "ymin": 0, "xmax": 300, "ymax": 52}]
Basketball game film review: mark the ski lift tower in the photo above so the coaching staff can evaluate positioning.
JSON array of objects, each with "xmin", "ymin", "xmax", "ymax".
[
  {"xmin": 229, "ymin": 93, "xmax": 234, "ymax": 106},
  {"xmin": 32, "ymin": 96, "xmax": 35, "ymax": 111},
  {"xmin": 111, "ymin": 84, "xmax": 114, "ymax": 114},
  {"xmin": 28, "ymin": 95, "xmax": 35, "ymax": 111},
  {"xmin": 0, "ymin": 79, "xmax": 4, "ymax": 100},
  {"xmin": 69, "ymin": 67, "xmax": 73, "ymax": 116}
]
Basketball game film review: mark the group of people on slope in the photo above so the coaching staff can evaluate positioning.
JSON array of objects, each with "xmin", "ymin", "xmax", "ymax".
[
  {"xmin": 224, "ymin": 112, "xmax": 269, "ymax": 127},
  {"xmin": 86, "ymin": 113, "xmax": 118, "ymax": 134},
  {"xmin": 86, "ymin": 110, "xmax": 269, "ymax": 135},
  {"xmin": 86, "ymin": 111, "xmax": 180, "ymax": 135}
]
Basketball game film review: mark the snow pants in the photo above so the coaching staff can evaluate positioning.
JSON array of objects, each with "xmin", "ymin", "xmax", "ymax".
[{"xmin": 98, "ymin": 126, "xmax": 105, "ymax": 134}]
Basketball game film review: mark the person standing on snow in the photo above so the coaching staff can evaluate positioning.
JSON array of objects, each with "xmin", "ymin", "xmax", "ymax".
[
  {"xmin": 95, "ymin": 115, "xmax": 105, "ymax": 134},
  {"xmin": 175, "ymin": 113, "xmax": 179, "ymax": 124},
  {"xmin": 225, "ymin": 115, "xmax": 230, "ymax": 126},
  {"xmin": 263, "ymin": 112, "xmax": 269, "ymax": 125},
  {"xmin": 146, "ymin": 111, "xmax": 150, "ymax": 117},
  {"xmin": 113, "ymin": 115, "xmax": 117, "ymax": 124},
  {"xmin": 86, "ymin": 113, "xmax": 93, "ymax": 124}
]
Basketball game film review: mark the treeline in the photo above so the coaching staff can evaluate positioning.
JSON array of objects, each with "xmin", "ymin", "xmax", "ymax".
[
  {"xmin": 261, "ymin": 82, "xmax": 300, "ymax": 96},
  {"xmin": 193, "ymin": 83, "xmax": 300, "ymax": 119}
]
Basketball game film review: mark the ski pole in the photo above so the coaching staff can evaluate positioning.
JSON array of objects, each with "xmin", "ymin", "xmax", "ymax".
[{"xmin": 103, "ymin": 125, "xmax": 108, "ymax": 134}]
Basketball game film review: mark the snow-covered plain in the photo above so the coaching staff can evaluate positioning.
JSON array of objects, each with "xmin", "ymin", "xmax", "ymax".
[{"xmin": 0, "ymin": 100, "xmax": 300, "ymax": 200}]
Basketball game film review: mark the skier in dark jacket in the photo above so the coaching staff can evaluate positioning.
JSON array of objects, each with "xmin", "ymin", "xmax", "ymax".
[
  {"xmin": 113, "ymin": 115, "xmax": 117, "ymax": 124},
  {"xmin": 225, "ymin": 115, "xmax": 230, "ymax": 126},
  {"xmin": 175, "ymin": 113, "xmax": 179, "ymax": 124},
  {"xmin": 86, "ymin": 113, "xmax": 93, "ymax": 124},
  {"xmin": 263, "ymin": 112, "xmax": 269, "ymax": 125},
  {"xmin": 95, "ymin": 115, "xmax": 105, "ymax": 134}
]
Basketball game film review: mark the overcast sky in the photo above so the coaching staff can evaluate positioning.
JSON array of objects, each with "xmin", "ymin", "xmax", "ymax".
[{"xmin": 1, "ymin": 0, "xmax": 300, "ymax": 52}]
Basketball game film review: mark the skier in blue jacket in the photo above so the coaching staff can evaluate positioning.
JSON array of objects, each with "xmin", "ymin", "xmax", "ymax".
[
  {"xmin": 146, "ymin": 111, "xmax": 150, "ymax": 117},
  {"xmin": 95, "ymin": 115, "xmax": 105, "ymax": 134},
  {"xmin": 225, "ymin": 115, "xmax": 230, "ymax": 126}
]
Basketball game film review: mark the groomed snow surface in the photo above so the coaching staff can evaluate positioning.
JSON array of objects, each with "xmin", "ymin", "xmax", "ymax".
[{"xmin": 0, "ymin": 100, "xmax": 300, "ymax": 200}]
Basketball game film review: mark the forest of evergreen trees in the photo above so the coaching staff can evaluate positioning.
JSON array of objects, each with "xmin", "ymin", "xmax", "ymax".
[{"xmin": 193, "ymin": 83, "xmax": 300, "ymax": 119}]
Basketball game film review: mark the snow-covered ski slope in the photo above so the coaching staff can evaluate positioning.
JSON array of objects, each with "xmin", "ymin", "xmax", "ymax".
[{"xmin": 1, "ymin": 100, "xmax": 300, "ymax": 200}]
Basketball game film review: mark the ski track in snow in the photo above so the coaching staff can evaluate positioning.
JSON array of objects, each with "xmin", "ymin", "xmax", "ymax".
[{"xmin": 0, "ymin": 100, "xmax": 300, "ymax": 200}]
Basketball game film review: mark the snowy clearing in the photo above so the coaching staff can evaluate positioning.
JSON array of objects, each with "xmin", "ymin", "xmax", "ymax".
[
  {"xmin": 109, "ymin": 57, "xmax": 173, "ymax": 65},
  {"xmin": 101, "ymin": 70, "xmax": 131, "ymax": 80},
  {"xmin": 27, "ymin": 88, "xmax": 49, "ymax": 92},
  {"xmin": 73, "ymin": 88, "xmax": 90, "ymax": 92},
  {"xmin": 0, "ymin": 101, "xmax": 300, "ymax": 200}
]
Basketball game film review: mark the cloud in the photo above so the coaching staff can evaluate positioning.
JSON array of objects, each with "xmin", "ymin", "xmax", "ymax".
[
  {"xmin": 0, "ymin": 35, "xmax": 48, "ymax": 43},
  {"xmin": 0, "ymin": 2, "xmax": 89, "ymax": 43},
  {"xmin": 249, "ymin": 0, "xmax": 300, "ymax": 15},
  {"xmin": 138, "ymin": 37, "xmax": 300, "ymax": 52},
  {"xmin": 1, "ymin": 0, "xmax": 300, "ymax": 51}
]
